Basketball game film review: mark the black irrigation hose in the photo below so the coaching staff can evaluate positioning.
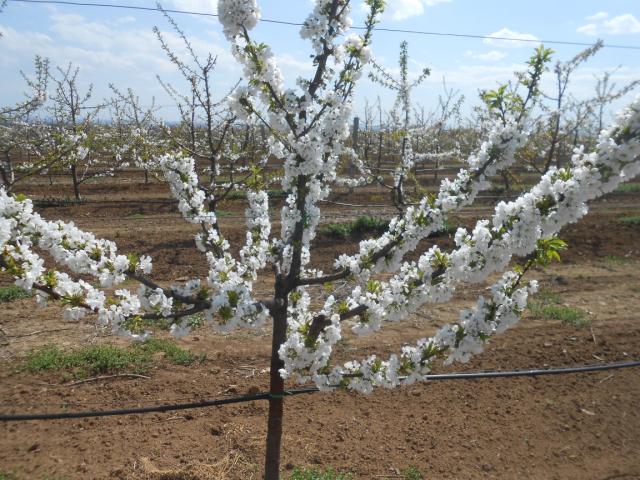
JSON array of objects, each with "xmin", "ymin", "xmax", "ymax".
[
  {"xmin": 1, "ymin": 362, "xmax": 638, "ymax": 422},
  {"xmin": 422, "ymin": 361, "xmax": 640, "ymax": 380}
]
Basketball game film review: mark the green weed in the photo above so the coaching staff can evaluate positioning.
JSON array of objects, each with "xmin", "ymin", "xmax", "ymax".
[
  {"xmin": 23, "ymin": 339, "xmax": 200, "ymax": 379},
  {"xmin": 618, "ymin": 215, "xmax": 640, "ymax": 226},
  {"xmin": 603, "ymin": 254, "xmax": 631, "ymax": 265},
  {"xmin": 289, "ymin": 468, "xmax": 352, "ymax": 480},
  {"xmin": 529, "ymin": 288, "xmax": 588, "ymax": 327},
  {"xmin": 615, "ymin": 183, "xmax": 640, "ymax": 194},
  {"xmin": 321, "ymin": 215, "xmax": 388, "ymax": 239},
  {"xmin": 535, "ymin": 288, "xmax": 562, "ymax": 305},
  {"xmin": 530, "ymin": 304, "xmax": 588, "ymax": 327},
  {"xmin": 402, "ymin": 466, "xmax": 423, "ymax": 480},
  {"xmin": 0, "ymin": 285, "xmax": 33, "ymax": 303},
  {"xmin": 137, "ymin": 338, "xmax": 200, "ymax": 366}
]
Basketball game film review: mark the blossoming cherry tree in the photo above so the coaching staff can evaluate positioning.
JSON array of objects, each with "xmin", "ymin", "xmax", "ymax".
[{"xmin": 1, "ymin": 1, "xmax": 640, "ymax": 479}]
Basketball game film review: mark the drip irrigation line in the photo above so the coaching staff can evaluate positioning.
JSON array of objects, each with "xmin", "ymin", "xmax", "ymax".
[
  {"xmin": 0, "ymin": 388, "xmax": 316, "ymax": 421},
  {"xmin": 7, "ymin": 0, "xmax": 640, "ymax": 51},
  {"xmin": 422, "ymin": 361, "xmax": 640, "ymax": 380},
  {"xmin": 1, "ymin": 361, "xmax": 638, "ymax": 422}
]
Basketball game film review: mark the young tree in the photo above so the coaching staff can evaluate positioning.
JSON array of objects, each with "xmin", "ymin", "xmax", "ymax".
[
  {"xmin": 368, "ymin": 40, "xmax": 430, "ymax": 208},
  {"xmin": 412, "ymin": 78, "xmax": 465, "ymax": 184},
  {"xmin": 27, "ymin": 63, "xmax": 128, "ymax": 200},
  {"xmin": 538, "ymin": 41, "xmax": 602, "ymax": 173},
  {"xmin": 0, "ymin": 56, "xmax": 49, "ymax": 191},
  {"xmin": 154, "ymin": 6, "xmax": 264, "ymax": 210},
  {"xmin": 592, "ymin": 67, "xmax": 640, "ymax": 134},
  {"xmin": 108, "ymin": 85, "xmax": 165, "ymax": 184},
  {"xmin": 1, "ymin": 3, "xmax": 640, "ymax": 480}
]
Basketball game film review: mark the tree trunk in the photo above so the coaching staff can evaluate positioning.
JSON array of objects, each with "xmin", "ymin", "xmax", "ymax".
[
  {"xmin": 1, "ymin": 151, "xmax": 12, "ymax": 191},
  {"xmin": 348, "ymin": 117, "xmax": 359, "ymax": 195},
  {"xmin": 264, "ymin": 294, "xmax": 288, "ymax": 480},
  {"xmin": 501, "ymin": 170, "xmax": 511, "ymax": 193},
  {"xmin": 71, "ymin": 165, "xmax": 81, "ymax": 201}
]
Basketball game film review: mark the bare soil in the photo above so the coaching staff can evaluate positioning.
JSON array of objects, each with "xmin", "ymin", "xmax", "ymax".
[{"xmin": 1, "ymin": 175, "xmax": 640, "ymax": 479}]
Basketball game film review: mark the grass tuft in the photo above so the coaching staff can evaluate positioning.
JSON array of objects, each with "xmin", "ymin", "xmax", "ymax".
[
  {"xmin": 23, "ymin": 339, "xmax": 200, "ymax": 379},
  {"xmin": 321, "ymin": 215, "xmax": 389, "ymax": 239},
  {"xmin": 289, "ymin": 468, "xmax": 352, "ymax": 480},
  {"xmin": 615, "ymin": 183, "xmax": 640, "ymax": 194},
  {"xmin": 529, "ymin": 288, "xmax": 588, "ymax": 328},
  {"xmin": 0, "ymin": 285, "xmax": 33, "ymax": 303},
  {"xmin": 530, "ymin": 304, "xmax": 588, "ymax": 327},
  {"xmin": 138, "ymin": 338, "xmax": 200, "ymax": 366},
  {"xmin": 618, "ymin": 215, "xmax": 640, "ymax": 226},
  {"xmin": 603, "ymin": 254, "xmax": 632, "ymax": 265},
  {"xmin": 402, "ymin": 466, "xmax": 424, "ymax": 480}
]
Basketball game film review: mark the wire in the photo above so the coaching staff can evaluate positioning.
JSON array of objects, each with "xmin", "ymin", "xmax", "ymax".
[
  {"xmin": 1, "ymin": 361, "xmax": 638, "ymax": 422},
  {"xmin": 7, "ymin": 0, "xmax": 640, "ymax": 51}
]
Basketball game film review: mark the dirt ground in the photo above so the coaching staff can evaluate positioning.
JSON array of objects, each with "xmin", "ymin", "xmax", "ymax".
[{"xmin": 1, "ymin": 174, "xmax": 640, "ymax": 479}]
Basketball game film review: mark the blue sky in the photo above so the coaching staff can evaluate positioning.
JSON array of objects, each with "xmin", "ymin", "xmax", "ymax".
[{"xmin": 1, "ymin": 0, "xmax": 639, "ymax": 121}]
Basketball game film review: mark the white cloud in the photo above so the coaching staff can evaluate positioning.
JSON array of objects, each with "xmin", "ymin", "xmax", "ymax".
[
  {"xmin": 586, "ymin": 11, "xmax": 609, "ymax": 22},
  {"xmin": 473, "ymin": 50, "xmax": 507, "ymax": 62},
  {"xmin": 577, "ymin": 23, "xmax": 598, "ymax": 36},
  {"xmin": 0, "ymin": 10, "xmax": 239, "ymax": 117},
  {"xmin": 578, "ymin": 12, "xmax": 640, "ymax": 35},
  {"xmin": 363, "ymin": 0, "xmax": 451, "ymax": 22},
  {"xmin": 483, "ymin": 28, "xmax": 539, "ymax": 48},
  {"xmin": 426, "ymin": 63, "xmax": 520, "ymax": 88},
  {"xmin": 603, "ymin": 13, "xmax": 640, "ymax": 34}
]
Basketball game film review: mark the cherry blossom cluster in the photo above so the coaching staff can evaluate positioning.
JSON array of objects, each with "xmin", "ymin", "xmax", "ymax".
[
  {"xmin": 218, "ymin": 0, "xmax": 260, "ymax": 41},
  {"xmin": 157, "ymin": 151, "xmax": 272, "ymax": 330},
  {"xmin": 219, "ymin": 0, "xmax": 382, "ymax": 280},
  {"xmin": 0, "ymin": 145, "xmax": 274, "ymax": 336},
  {"xmin": 333, "ymin": 116, "xmax": 529, "ymax": 282},
  {"xmin": 279, "ymin": 96, "xmax": 640, "ymax": 392},
  {"xmin": 0, "ymin": 189, "xmax": 158, "ymax": 337}
]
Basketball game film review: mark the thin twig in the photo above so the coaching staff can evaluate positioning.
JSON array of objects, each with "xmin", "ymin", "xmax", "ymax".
[
  {"xmin": 6, "ymin": 327, "xmax": 75, "ymax": 338},
  {"xmin": 62, "ymin": 373, "xmax": 150, "ymax": 387},
  {"xmin": 598, "ymin": 373, "xmax": 614, "ymax": 384}
]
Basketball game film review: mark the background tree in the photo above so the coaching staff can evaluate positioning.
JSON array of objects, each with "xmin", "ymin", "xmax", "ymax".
[
  {"xmin": 0, "ymin": 56, "xmax": 49, "ymax": 191},
  {"xmin": 154, "ymin": 5, "xmax": 264, "ymax": 211},
  {"xmin": 108, "ymin": 85, "xmax": 164, "ymax": 184},
  {"xmin": 368, "ymin": 40, "xmax": 430, "ymax": 208}
]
